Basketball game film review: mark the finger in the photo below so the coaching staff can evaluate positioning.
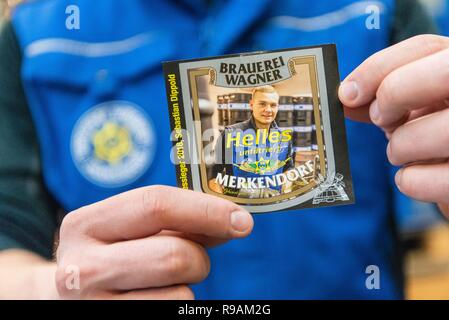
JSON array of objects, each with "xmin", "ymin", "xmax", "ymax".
[
  {"xmin": 97, "ymin": 236, "xmax": 210, "ymax": 290},
  {"xmin": 395, "ymin": 163, "xmax": 449, "ymax": 204},
  {"xmin": 372, "ymin": 48, "xmax": 449, "ymax": 128},
  {"xmin": 369, "ymin": 99, "xmax": 411, "ymax": 134},
  {"xmin": 67, "ymin": 185, "xmax": 253, "ymax": 242},
  {"xmin": 112, "ymin": 285, "xmax": 194, "ymax": 300},
  {"xmin": 387, "ymin": 108, "xmax": 449, "ymax": 165},
  {"xmin": 407, "ymin": 100, "xmax": 449, "ymax": 122},
  {"xmin": 344, "ymin": 105, "xmax": 371, "ymax": 123},
  {"xmin": 437, "ymin": 203, "xmax": 449, "ymax": 220},
  {"xmin": 158, "ymin": 230, "xmax": 229, "ymax": 248},
  {"xmin": 339, "ymin": 35, "xmax": 449, "ymax": 109},
  {"xmin": 382, "ymin": 102, "xmax": 449, "ymax": 137}
]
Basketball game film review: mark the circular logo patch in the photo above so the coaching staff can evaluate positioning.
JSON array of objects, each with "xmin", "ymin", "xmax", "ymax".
[{"xmin": 71, "ymin": 101, "xmax": 155, "ymax": 188}]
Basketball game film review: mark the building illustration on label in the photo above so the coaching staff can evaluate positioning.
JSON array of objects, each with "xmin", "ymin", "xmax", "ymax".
[{"xmin": 312, "ymin": 173, "xmax": 350, "ymax": 205}]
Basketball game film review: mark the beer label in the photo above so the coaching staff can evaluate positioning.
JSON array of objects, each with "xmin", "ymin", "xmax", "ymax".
[{"xmin": 163, "ymin": 45, "xmax": 354, "ymax": 213}]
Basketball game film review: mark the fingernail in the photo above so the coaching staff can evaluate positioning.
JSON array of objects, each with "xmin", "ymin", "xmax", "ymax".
[
  {"xmin": 395, "ymin": 169, "xmax": 403, "ymax": 191},
  {"xmin": 370, "ymin": 100, "xmax": 380, "ymax": 123},
  {"xmin": 231, "ymin": 210, "xmax": 252, "ymax": 232},
  {"xmin": 339, "ymin": 81, "xmax": 359, "ymax": 101}
]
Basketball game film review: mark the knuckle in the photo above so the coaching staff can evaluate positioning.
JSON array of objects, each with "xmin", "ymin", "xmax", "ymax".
[
  {"xmin": 59, "ymin": 205, "xmax": 97, "ymax": 240},
  {"xmin": 414, "ymin": 34, "xmax": 449, "ymax": 54},
  {"xmin": 59, "ymin": 210, "xmax": 84, "ymax": 238},
  {"xmin": 141, "ymin": 185, "xmax": 169, "ymax": 221},
  {"xmin": 199, "ymin": 197, "xmax": 213, "ymax": 224},
  {"xmin": 165, "ymin": 239, "xmax": 189, "ymax": 275},
  {"xmin": 198, "ymin": 197, "xmax": 236, "ymax": 238},
  {"xmin": 163, "ymin": 239, "xmax": 210, "ymax": 283},
  {"xmin": 364, "ymin": 53, "xmax": 386, "ymax": 79},
  {"xmin": 377, "ymin": 74, "xmax": 397, "ymax": 107}
]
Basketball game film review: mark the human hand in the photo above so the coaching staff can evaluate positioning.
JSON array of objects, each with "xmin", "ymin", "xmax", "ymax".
[
  {"xmin": 339, "ymin": 35, "xmax": 449, "ymax": 217},
  {"xmin": 55, "ymin": 185, "xmax": 253, "ymax": 299}
]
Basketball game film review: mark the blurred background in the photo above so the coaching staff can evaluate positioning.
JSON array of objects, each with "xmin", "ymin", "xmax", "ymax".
[{"xmin": 1, "ymin": 0, "xmax": 449, "ymax": 299}]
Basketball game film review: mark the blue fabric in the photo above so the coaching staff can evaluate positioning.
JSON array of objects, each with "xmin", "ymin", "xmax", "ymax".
[
  {"xmin": 12, "ymin": 0, "xmax": 402, "ymax": 299},
  {"xmin": 434, "ymin": 1, "xmax": 449, "ymax": 36}
]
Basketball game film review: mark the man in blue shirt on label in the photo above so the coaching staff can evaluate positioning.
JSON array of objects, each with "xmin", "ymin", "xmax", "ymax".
[
  {"xmin": 0, "ymin": 0, "xmax": 445, "ymax": 299},
  {"xmin": 209, "ymin": 85, "xmax": 295, "ymax": 198}
]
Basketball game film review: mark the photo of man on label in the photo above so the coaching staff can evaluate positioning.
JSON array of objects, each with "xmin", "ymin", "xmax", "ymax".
[{"xmin": 209, "ymin": 86, "xmax": 297, "ymax": 198}]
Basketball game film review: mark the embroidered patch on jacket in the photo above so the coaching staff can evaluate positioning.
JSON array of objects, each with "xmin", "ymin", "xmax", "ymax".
[{"xmin": 71, "ymin": 101, "xmax": 155, "ymax": 188}]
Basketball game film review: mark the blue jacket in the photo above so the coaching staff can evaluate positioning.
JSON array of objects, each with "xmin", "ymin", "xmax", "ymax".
[
  {"xmin": 12, "ymin": 0, "xmax": 402, "ymax": 299},
  {"xmin": 433, "ymin": 1, "xmax": 449, "ymax": 36}
]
